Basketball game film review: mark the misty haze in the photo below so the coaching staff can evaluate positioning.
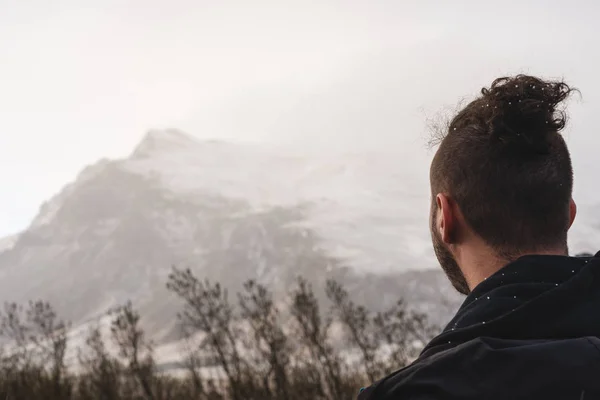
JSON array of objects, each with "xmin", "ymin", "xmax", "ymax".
[{"xmin": 1, "ymin": 1, "xmax": 600, "ymax": 399}]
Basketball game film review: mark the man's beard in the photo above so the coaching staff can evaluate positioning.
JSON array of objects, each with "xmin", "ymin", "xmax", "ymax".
[{"xmin": 431, "ymin": 210, "xmax": 470, "ymax": 295}]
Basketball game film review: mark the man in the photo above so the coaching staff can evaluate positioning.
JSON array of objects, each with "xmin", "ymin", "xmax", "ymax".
[{"xmin": 358, "ymin": 75, "xmax": 600, "ymax": 399}]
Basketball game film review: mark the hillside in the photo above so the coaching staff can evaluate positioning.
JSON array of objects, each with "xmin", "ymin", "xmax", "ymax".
[{"xmin": 0, "ymin": 129, "xmax": 474, "ymax": 341}]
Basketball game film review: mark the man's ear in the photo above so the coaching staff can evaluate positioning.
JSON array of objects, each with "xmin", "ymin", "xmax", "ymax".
[
  {"xmin": 436, "ymin": 193, "xmax": 456, "ymax": 244},
  {"xmin": 569, "ymin": 198, "xmax": 577, "ymax": 229}
]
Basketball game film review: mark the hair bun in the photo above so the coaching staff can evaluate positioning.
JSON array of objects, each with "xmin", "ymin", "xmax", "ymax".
[{"xmin": 481, "ymin": 75, "xmax": 575, "ymax": 153}]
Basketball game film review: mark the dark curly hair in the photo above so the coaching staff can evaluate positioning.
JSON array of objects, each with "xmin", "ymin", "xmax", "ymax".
[{"xmin": 430, "ymin": 75, "xmax": 577, "ymax": 258}]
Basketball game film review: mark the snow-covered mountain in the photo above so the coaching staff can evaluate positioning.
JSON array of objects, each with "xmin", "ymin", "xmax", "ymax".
[
  {"xmin": 0, "ymin": 127, "xmax": 597, "ymax": 354},
  {"xmin": 0, "ymin": 129, "xmax": 469, "ymax": 341}
]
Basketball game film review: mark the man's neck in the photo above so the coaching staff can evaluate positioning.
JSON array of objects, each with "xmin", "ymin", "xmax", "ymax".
[{"xmin": 462, "ymin": 250, "xmax": 507, "ymax": 291}]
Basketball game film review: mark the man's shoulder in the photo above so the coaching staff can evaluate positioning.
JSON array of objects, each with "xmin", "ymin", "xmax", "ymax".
[{"xmin": 357, "ymin": 336, "xmax": 600, "ymax": 399}]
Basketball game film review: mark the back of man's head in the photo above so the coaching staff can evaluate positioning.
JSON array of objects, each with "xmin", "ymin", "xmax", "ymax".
[{"xmin": 430, "ymin": 75, "xmax": 576, "ymax": 293}]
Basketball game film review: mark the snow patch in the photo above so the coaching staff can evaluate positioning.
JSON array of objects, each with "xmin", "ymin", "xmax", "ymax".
[
  {"xmin": 0, "ymin": 234, "xmax": 19, "ymax": 253},
  {"xmin": 122, "ymin": 135, "xmax": 432, "ymax": 272}
]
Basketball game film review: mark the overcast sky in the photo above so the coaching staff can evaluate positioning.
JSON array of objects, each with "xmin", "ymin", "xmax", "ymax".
[{"xmin": 1, "ymin": 0, "xmax": 600, "ymax": 236}]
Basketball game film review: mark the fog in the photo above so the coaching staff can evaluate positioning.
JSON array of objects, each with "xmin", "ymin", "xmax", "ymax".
[{"xmin": 1, "ymin": 0, "xmax": 600, "ymax": 235}]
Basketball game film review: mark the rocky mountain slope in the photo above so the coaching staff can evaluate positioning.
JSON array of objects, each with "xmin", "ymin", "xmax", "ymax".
[{"xmin": 0, "ymin": 130, "xmax": 475, "ymax": 341}]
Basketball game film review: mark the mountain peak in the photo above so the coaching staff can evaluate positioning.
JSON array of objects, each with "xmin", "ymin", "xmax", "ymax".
[{"xmin": 131, "ymin": 129, "xmax": 199, "ymax": 158}]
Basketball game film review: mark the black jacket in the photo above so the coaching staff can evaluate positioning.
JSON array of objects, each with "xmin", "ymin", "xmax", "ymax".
[{"xmin": 358, "ymin": 252, "xmax": 600, "ymax": 400}]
